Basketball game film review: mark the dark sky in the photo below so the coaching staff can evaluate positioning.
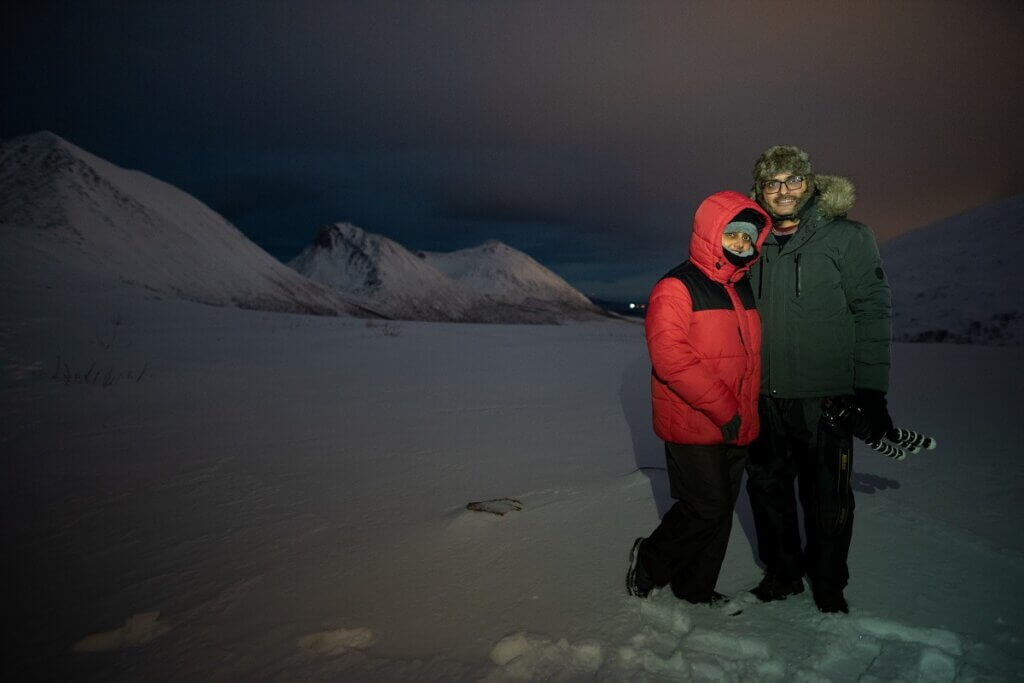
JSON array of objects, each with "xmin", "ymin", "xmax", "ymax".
[{"xmin": 3, "ymin": 1, "xmax": 1022, "ymax": 300}]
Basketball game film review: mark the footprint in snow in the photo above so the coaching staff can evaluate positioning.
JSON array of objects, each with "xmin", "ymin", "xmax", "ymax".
[
  {"xmin": 298, "ymin": 627, "xmax": 376, "ymax": 656},
  {"xmin": 466, "ymin": 497, "xmax": 523, "ymax": 515},
  {"xmin": 71, "ymin": 611, "xmax": 172, "ymax": 653}
]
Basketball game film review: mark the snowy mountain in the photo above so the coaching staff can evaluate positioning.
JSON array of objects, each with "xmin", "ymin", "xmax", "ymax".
[
  {"xmin": 290, "ymin": 223, "xmax": 608, "ymax": 323},
  {"xmin": 424, "ymin": 239, "xmax": 595, "ymax": 306},
  {"xmin": 0, "ymin": 131, "xmax": 369, "ymax": 316},
  {"xmin": 881, "ymin": 193, "xmax": 1023, "ymax": 345},
  {"xmin": 288, "ymin": 223, "xmax": 477, "ymax": 321}
]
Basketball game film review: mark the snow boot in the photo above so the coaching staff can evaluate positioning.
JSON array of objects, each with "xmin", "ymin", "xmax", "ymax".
[
  {"xmin": 750, "ymin": 573, "xmax": 805, "ymax": 602},
  {"xmin": 813, "ymin": 589, "xmax": 849, "ymax": 614},
  {"xmin": 626, "ymin": 537, "xmax": 655, "ymax": 597},
  {"xmin": 697, "ymin": 592, "xmax": 743, "ymax": 616}
]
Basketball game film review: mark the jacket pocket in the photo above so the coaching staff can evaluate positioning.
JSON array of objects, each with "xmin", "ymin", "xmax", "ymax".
[{"xmin": 814, "ymin": 419, "xmax": 855, "ymax": 534}]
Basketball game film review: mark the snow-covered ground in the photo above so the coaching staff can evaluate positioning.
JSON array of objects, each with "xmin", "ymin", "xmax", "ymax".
[{"xmin": 3, "ymin": 271, "xmax": 1022, "ymax": 681}]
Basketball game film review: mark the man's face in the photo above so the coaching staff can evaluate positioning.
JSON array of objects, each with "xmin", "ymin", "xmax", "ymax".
[{"xmin": 761, "ymin": 172, "xmax": 807, "ymax": 217}]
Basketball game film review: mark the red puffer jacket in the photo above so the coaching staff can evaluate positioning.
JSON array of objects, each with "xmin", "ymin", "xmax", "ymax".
[{"xmin": 646, "ymin": 191, "xmax": 771, "ymax": 446}]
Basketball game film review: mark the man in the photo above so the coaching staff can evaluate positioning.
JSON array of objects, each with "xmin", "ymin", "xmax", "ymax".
[
  {"xmin": 744, "ymin": 145, "xmax": 893, "ymax": 614},
  {"xmin": 626, "ymin": 191, "xmax": 771, "ymax": 614}
]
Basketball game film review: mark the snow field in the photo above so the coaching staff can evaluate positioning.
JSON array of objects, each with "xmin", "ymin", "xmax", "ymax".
[{"xmin": 2, "ymin": 281, "xmax": 1023, "ymax": 681}]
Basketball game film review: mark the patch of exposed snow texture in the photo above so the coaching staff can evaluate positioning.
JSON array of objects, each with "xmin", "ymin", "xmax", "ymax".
[
  {"xmin": 0, "ymin": 131, "xmax": 368, "ymax": 316},
  {"xmin": 290, "ymin": 226, "xmax": 608, "ymax": 323},
  {"xmin": 881, "ymin": 193, "xmax": 1024, "ymax": 345}
]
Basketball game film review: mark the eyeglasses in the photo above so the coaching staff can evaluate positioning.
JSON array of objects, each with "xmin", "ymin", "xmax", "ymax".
[{"xmin": 762, "ymin": 175, "xmax": 805, "ymax": 194}]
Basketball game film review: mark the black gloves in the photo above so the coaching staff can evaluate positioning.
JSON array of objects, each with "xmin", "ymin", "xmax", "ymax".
[
  {"xmin": 720, "ymin": 413, "xmax": 741, "ymax": 443},
  {"xmin": 854, "ymin": 389, "xmax": 894, "ymax": 443}
]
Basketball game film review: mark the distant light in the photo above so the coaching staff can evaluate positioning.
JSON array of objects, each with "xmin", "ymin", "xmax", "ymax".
[{"xmin": 629, "ymin": 303, "xmax": 637, "ymax": 309}]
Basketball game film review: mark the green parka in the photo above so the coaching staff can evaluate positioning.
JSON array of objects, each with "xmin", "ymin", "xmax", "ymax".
[{"xmin": 749, "ymin": 175, "xmax": 891, "ymax": 398}]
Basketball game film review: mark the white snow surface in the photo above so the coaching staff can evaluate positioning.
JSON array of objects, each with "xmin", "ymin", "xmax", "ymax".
[
  {"xmin": 880, "ymin": 193, "xmax": 1024, "ymax": 345},
  {"xmin": 4, "ymin": 259, "xmax": 1023, "ymax": 681},
  {"xmin": 0, "ymin": 131, "xmax": 366, "ymax": 316},
  {"xmin": 290, "ymin": 225, "xmax": 606, "ymax": 323}
]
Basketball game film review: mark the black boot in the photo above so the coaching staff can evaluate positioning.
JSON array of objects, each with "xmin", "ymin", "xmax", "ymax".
[
  {"xmin": 626, "ymin": 537, "xmax": 655, "ymax": 597},
  {"xmin": 813, "ymin": 589, "xmax": 849, "ymax": 614},
  {"xmin": 696, "ymin": 592, "xmax": 743, "ymax": 616},
  {"xmin": 750, "ymin": 573, "xmax": 804, "ymax": 602}
]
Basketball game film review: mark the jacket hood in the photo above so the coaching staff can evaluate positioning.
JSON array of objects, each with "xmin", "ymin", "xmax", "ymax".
[
  {"xmin": 690, "ymin": 191, "xmax": 772, "ymax": 283},
  {"xmin": 812, "ymin": 175, "xmax": 856, "ymax": 219}
]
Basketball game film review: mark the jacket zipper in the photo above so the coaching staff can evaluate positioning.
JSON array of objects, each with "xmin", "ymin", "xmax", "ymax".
[
  {"xmin": 734, "ymin": 320, "xmax": 746, "ymax": 440},
  {"xmin": 795, "ymin": 253, "xmax": 802, "ymax": 298}
]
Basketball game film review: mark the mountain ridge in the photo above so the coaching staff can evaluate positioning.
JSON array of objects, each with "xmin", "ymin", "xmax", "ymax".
[
  {"xmin": 0, "ymin": 131, "xmax": 370, "ymax": 316},
  {"xmin": 290, "ymin": 223, "xmax": 608, "ymax": 323}
]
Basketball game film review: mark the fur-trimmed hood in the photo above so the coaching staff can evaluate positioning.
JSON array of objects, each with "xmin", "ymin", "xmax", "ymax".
[{"xmin": 813, "ymin": 175, "xmax": 856, "ymax": 219}]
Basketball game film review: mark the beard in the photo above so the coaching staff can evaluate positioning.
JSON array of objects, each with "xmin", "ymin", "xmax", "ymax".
[{"xmin": 764, "ymin": 191, "xmax": 814, "ymax": 221}]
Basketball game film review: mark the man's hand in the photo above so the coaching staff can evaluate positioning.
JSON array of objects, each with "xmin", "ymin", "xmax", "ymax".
[
  {"xmin": 855, "ymin": 389, "xmax": 894, "ymax": 443},
  {"xmin": 720, "ymin": 413, "xmax": 741, "ymax": 443}
]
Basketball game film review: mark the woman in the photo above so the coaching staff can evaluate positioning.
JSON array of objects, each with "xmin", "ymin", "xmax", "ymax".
[{"xmin": 626, "ymin": 190, "xmax": 770, "ymax": 613}]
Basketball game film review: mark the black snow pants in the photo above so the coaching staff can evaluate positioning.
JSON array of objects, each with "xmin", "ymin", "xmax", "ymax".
[
  {"xmin": 640, "ymin": 442, "xmax": 748, "ymax": 602},
  {"xmin": 745, "ymin": 396, "xmax": 855, "ymax": 594}
]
